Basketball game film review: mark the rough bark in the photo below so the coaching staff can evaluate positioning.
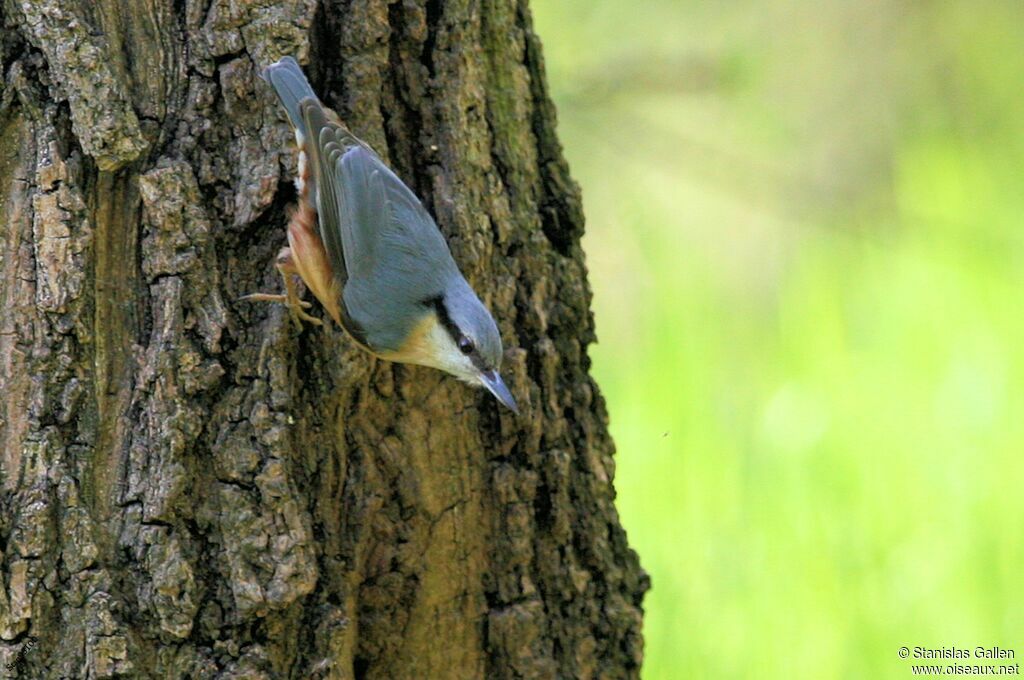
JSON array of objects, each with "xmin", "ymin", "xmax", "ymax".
[{"xmin": 0, "ymin": 0, "xmax": 647, "ymax": 678}]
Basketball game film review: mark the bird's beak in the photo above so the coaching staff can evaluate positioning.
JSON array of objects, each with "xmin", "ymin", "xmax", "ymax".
[{"xmin": 480, "ymin": 370, "xmax": 519, "ymax": 414}]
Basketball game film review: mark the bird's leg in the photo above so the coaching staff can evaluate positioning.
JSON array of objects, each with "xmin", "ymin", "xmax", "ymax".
[{"xmin": 240, "ymin": 247, "xmax": 323, "ymax": 327}]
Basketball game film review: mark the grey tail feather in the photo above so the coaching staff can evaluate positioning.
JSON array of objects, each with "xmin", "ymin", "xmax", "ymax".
[{"xmin": 261, "ymin": 56, "xmax": 318, "ymax": 137}]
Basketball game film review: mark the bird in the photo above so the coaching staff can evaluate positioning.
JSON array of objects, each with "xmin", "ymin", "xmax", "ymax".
[{"xmin": 242, "ymin": 56, "xmax": 518, "ymax": 413}]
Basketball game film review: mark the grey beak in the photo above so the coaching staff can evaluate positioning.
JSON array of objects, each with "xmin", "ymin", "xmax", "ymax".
[{"xmin": 480, "ymin": 370, "xmax": 519, "ymax": 414}]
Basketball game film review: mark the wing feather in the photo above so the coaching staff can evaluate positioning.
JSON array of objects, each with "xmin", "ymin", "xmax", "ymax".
[
  {"xmin": 301, "ymin": 99, "xmax": 463, "ymax": 350},
  {"xmin": 300, "ymin": 100, "xmax": 349, "ymax": 287}
]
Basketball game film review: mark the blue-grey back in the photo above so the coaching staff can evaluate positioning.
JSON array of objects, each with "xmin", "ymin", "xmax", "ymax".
[
  {"xmin": 338, "ymin": 147, "xmax": 464, "ymax": 351},
  {"xmin": 302, "ymin": 107, "xmax": 464, "ymax": 352}
]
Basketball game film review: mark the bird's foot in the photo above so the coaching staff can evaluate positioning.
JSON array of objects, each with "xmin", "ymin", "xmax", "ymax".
[
  {"xmin": 239, "ymin": 288, "xmax": 322, "ymax": 326},
  {"xmin": 240, "ymin": 248, "xmax": 324, "ymax": 328},
  {"xmin": 240, "ymin": 289, "xmax": 323, "ymax": 328}
]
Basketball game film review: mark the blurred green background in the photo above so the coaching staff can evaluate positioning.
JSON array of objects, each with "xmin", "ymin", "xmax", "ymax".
[{"xmin": 530, "ymin": 1, "xmax": 1024, "ymax": 677}]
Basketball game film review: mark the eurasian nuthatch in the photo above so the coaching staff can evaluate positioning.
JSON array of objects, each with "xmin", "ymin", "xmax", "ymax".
[{"xmin": 243, "ymin": 57, "xmax": 518, "ymax": 413}]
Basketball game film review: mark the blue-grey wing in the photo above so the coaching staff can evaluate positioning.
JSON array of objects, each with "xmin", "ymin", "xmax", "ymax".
[
  {"xmin": 301, "ymin": 100, "xmax": 351, "ymax": 289},
  {"xmin": 303, "ymin": 105, "xmax": 460, "ymax": 351},
  {"xmin": 339, "ymin": 148, "xmax": 455, "ymax": 279}
]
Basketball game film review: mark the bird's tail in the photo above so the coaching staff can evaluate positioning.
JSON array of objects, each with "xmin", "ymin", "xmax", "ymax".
[{"xmin": 261, "ymin": 56, "xmax": 318, "ymax": 138}]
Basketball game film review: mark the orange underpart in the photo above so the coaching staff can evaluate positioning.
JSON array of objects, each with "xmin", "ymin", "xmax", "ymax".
[{"xmin": 286, "ymin": 202, "xmax": 342, "ymax": 326}]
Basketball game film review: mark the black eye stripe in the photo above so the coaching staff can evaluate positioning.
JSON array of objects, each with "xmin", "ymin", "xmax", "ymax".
[
  {"xmin": 420, "ymin": 295, "xmax": 487, "ymax": 367},
  {"xmin": 458, "ymin": 336, "xmax": 474, "ymax": 354},
  {"xmin": 421, "ymin": 295, "xmax": 462, "ymax": 345}
]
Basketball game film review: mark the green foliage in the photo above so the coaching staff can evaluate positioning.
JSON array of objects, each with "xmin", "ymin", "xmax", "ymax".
[{"xmin": 532, "ymin": 1, "xmax": 1024, "ymax": 677}]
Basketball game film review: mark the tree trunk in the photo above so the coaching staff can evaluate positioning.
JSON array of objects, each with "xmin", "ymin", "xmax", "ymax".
[{"xmin": 0, "ymin": 0, "xmax": 647, "ymax": 677}]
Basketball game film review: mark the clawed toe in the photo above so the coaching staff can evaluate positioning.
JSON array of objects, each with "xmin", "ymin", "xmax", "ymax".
[
  {"xmin": 290, "ymin": 307, "xmax": 323, "ymax": 326},
  {"xmin": 240, "ymin": 291, "xmax": 321, "ymax": 327},
  {"xmin": 239, "ymin": 292, "xmax": 287, "ymax": 303}
]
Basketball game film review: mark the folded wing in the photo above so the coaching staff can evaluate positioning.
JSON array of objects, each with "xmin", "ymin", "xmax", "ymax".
[{"xmin": 300, "ymin": 100, "xmax": 462, "ymax": 351}]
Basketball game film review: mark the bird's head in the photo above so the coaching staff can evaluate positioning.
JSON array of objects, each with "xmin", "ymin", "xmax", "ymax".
[{"xmin": 396, "ymin": 285, "xmax": 518, "ymax": 413}]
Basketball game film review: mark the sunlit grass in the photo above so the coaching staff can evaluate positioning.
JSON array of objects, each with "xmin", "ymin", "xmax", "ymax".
[{"xmin": 532, "ymin": 1, "xmax": 1024, "ymax": 677}]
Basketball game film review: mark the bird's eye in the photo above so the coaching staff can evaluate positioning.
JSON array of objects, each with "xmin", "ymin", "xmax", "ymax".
[{"xmin": 458, "ymin": 336, "xmax": 474, "ymax": 354}]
